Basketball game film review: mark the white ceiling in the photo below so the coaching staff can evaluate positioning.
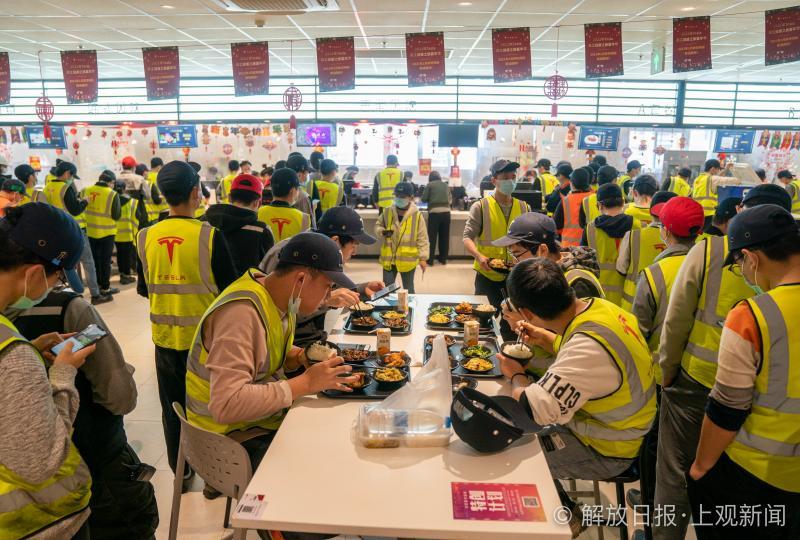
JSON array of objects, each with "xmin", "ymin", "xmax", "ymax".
[{"xmin": 1, "ymin": 0, "xmax": 799, "ymax": 83}]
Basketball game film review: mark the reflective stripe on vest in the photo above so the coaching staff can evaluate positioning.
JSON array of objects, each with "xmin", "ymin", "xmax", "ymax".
[
  {"xmin": 539, "ymin": 173, "xmax": 558, "ymax": 199},
  {"xmin": 83, "ymin": 184, "xmax": 117, "ymax": 239},
  {"xmin": 621, "ymin": 227, "xmax": 665, "ymax": 312},
  {"xmin": 379, "ymin": 207, "xmax": 420, "ymax": 272},
  {"xmin": 137, "ymin": 219, "xmax": 218, "ymax": 350},
  {"xmin": 565, "ymin": 268, "xmax": 605, "ymax": 299},
  {"xmin": 790, "ymin": 181, "xmax": 800, "ymax": 214},
  {"xmin": 0, "ymin": 316, "xmax": 92, "ymax": 538},
  {"xmin": 115, "ymin": 199, "xmax": 137, "ymax": 243},
  {"xmin": 667, "ymin": 177, "xmax": 691, "ymax": 197},
  {"xmin": 582, "ymin": 193, "xmax": 601, "ymax": 226},
  {"xmin": 220, "ymin": 174, "xmax": 236, "ymax": 203},
  {"xmin": 624, "ymin": 204, "xmax": 653, "ymax": 227},
  {"xmin": 726, "ymin": 287, "xmax": 800, "ymax": 492},
  {"xmin": 560, "ymin": 191, "xmax": 591, "ymax": 248},
  {"xmin": 691, "ymin": 173, "xmax": 717, "ymax": 216},
  {"xmin": 43, "ymin": 181, "xmax": 86, "ymax": 229},
  {"xmin": 474, "ymin": 197, "xmax": 527, "ymax": 281},
  {"xmin": 586, "ymin": 220, "xmax": 641, "ymax": 306},
  {"xmin": 316, "ymin": 179, "xmax": 341, "ymax": 212},
  {"xmin": 680, "ymin": 236, "xmax": 754, "ymax": 388},
  {"xmin": 257, "ymin": 205, "xmax": 310, "ymax": 242},
  {"xmin": 186, "ymin": 271, "xmax": 291, "ymax": 434},
  {"xmin": 555, "ymin": 299, "xmax": 657, "ymax": 458},
  {"xmin": 377, "ymin": 168, "xmax": 402, "ymax": 208},
  {"xmin": 642, "ymin": 253, "xmax": 687, "ymax": 384}
]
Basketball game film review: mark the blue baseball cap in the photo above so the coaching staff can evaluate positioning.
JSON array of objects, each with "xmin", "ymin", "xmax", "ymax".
[
  {"xmin": 278, "ymin": 232, "xmax": 356, "ymax": 290},
  {"xmin": 0, "ymin": 203, "xmax": 83, "ymax": 270}
]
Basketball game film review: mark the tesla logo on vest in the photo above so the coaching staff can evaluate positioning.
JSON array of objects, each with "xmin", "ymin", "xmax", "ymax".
[
  {"xmin": 618, "ymin": 313, "xmax": 644, "ymax": 346},
  {"xmin": 318, "ymin": 188, "xmax": 329, "ymax": 200},
  {"xmin": 158, "ymin": 236, "xmax": 184, "ymax": 264},
  {"xmin": 89, "ymin": 192, "xmax": 100, "ymax": 203},
  {"xmin": 271, "ymin": 217, "xmax": 291, "ymax": 236}
]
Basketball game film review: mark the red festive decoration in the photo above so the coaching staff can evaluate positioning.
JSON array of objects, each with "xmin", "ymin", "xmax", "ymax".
[
  {"xmin": 149, "ymin": 141, "xmax": 157, "ymax": 155},
  {"xmin": 141, "ymin": 129, "xmax": 148, "ymax": 136},
  {"xmin": 289, "ymin": 114, "xmax": 297, "ymax": 130},
  {"xmin": 69, "ymin": 127, "xmax": 78, "ymax": 136},
  {"xmin": 182, "ymin": 147, "xmax": 190, "ymax": 159},
  {"xmin": 72, "ymin": 141, "xmax": 79, "ymax": 156},
  {"xmin": 486, "ymin": 128, "xmax": 496, "ymax": 141},
  {"xmin": 338, "ymin": 126, "xmax": 345, "ymax": 134},
  {"xmin": 544, "ymin": 74, "xmax": 568, "ymax": 118},
  {"xmin": 110, "ymin": 139, "xmax": 119, "ymax": 156},
  {"xmin": 101, "ymin": 130, "xmax": 107, "ymax": 138},
  {"xmin": 222, "ymin": 143, "xmax": 233, "ymax": 156},
  {"xmin": 35, "ymin": 96, "xmax": 54, "ymax": 140},
  {"xmin": 85, "ymin": 129, "xmax": 92, "ymax": 137},
  {"xmin": 679, "ymin": 136, "xmax": 687, "ymax": 150},
  {"xmin": 116, "ymin": 130, "xmax": 123, "ymax": 138},
  {"xmin": 565, "ymin": 123, "xmax": 577, "ymax": 149},
  {"xmin": 655, "ymin": 145, "xmax": 666, "ymax": 156},
  {"xmin": 450, "ymin": 147, "xmax": 461, "ymax": 167},
  {"xmin": 283, "ymin": 85, "xmax": 302, "ymax": 111},
  {"xmin": 126, "ymin": 129, "xmax": 132, "ymax": 137}
]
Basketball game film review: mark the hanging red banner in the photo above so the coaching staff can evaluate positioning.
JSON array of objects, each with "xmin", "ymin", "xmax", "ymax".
[
  {"xmin": 405, "ymin": 32, "xmax": 446, "ymax": 87},
  {"xmin": 491, "ymin": 27, "xmax": 532, "ymax": 83},
  {"xmin": 584, "ymin": 22, "xmax": 624, "ymax": 78},
  {"xmin": 142, "ymin": 46, "xmax": 180, "ymax": 100},
  {"xmin": 61, "ymin": 50, "xmax": 98, "ymax": 104},
  {"xmin": 765, "ymin": 6, "xmax": 800, "ymax": 65},
  {"xmin": 673, "ymin": 17, "xmax": 712, "ymax": 72},
  {"xmin": 316, "ymin": 37, "xmax": 355, "ymax": 92},
  {"xmin": 0, "ymin": 52, "xmax": 9, "ymax": 105},
  {"xmin": 231, "ymin": 41, "xmax": 269, "ymax": 96},
  {"xmin": 418, "ymin": 158, "xmax": 432, "ymax": 176}
]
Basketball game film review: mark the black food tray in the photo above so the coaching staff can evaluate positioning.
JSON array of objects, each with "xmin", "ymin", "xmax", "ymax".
[
  {"xmin": 343, "ymin": 305, "xmax": 413, "ymax": 336},
  {"xmin": 423, "ymin": 335, "xmax": 503, "ymax": 379},
  {"xmin": 320, "ymin": 362, "xmax": 411, "ymax": 400},
  {"xmin": 425, "ymin": 302, "xmax": 495, "ymax": 333},
  {"xmin": 328, "ymin": 343, "xmax": 376, "ymax": 363}
]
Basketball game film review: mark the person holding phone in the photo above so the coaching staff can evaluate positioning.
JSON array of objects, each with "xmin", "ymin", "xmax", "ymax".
[{"xmin": 0, "ymin": 203, "xmax": 96, "ymax": 539}]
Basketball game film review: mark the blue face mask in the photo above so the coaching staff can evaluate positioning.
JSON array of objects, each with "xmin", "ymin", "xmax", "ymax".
[
  {"xmin": 394, "ymin": 197, "xmax": 410, "ymax": 209},
  {"xmin": 497, "ymin": 179, "xmax": 517, "ymax": 195},
  {"xmin": 743, "ymin": 255, "xmax": 764, "ymax": 295}
]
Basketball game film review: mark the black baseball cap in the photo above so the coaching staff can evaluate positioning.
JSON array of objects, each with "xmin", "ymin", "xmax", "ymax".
[
  {"xmin": 151, "ymin": 157, "xmax": 164, "ymax": 168},
  {"xmin": 394, "ymin": 182, "xmax": 415, "ymax": 197},
  {"xmin": 320, "ymin": 159, "xmax": 338, "ymax": 176},
  {"xmin": 1, "ymin": 178, "xmax": 26, "ymax": 195},
  {"xmin": 597, "ymin": 183, "xmax": 623, "ymax": 204},
  {"xmin": 54, "ymin": 161, "xmax": 79, "ymax": 180},
  {"xmin": 678, "ymin": 167, "xmax": 692, "ymax": 178},
  {"xmin": 386, "ymin": 154, "xmax": 398, "ymax": 165},
  {"xmin": 157, "ymin": 160, "xmax": 199, "ymax": 197},
  {"xmin": 556, "ymin": 163, "xmax": 573, "ymax": 178},
  {"xmin": 714, "ymin": 196, "xmax": 742, "ymax": 223},
  {"xmin": 188, "ymin": 161, "xmax": 202, "ymax": 174},
  {"xmin": 490, "ymin": 160, "xmax": 520, "ymax": 176},
  {"xmin": 597, "ymin": 165, "xmax": 618, "ymax": 185},
  {"xmin": 451, "ymin": 387, "xmax": 540, "ymax": 453},
  {"xmin": 492, "ymin": 212, "xmax": 558, "ymax": 248},
  {"xmin": 14, "ymin": 164, "xmax": 35, "ymax": 182},
  {"xmin": 626, "ymin": 160, "xmax": 641, "ymax": 172},
  {"xmin": 723, "ymin": 205, "xmax": 799, "ymax": 265},
  {"xmin": 741, "ymin": 183, "xmax": 791, "ymax": 212},
  {"xmin": 287, "ymin": 154, "xmax": 310, "ymax": 173},
  {"xmin": 98, "ymin": 170, "xmax": 116, "ymax": 183},
  {"xmin": 278, "ymin": 232, "xmax": 356, "ymax": 290},
  {"xmin": 777, "ymin": 170, "xmax": 795, "ymax": 180},
  {"xmin": 317, "ymin": 206, "xmax": 376, "ymax": 245},
  {"xmin": 270, "ymin": 167, "xmax": 300, "ymax": 195},
  {"xmin": 535, "ymin": 158, "xmax": 551, "ymax": 169},
  {"xmin": 0, "ymin": 203, "xmax": 83, "ymax": 269}
]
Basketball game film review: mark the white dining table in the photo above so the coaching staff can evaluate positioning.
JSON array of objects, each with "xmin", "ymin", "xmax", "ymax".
[{"xmin": 232, "ymin": 294, "xmax": 570, "ymax": 540}]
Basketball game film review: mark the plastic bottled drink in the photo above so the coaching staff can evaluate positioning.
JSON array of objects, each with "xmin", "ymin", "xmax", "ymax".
[{"xmin": 366, "ymin": 408, "xmax": 447, "ymax": 435}]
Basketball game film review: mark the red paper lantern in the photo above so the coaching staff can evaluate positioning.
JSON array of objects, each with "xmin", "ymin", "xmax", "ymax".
[
  {"xmin": 126, "ymin": 129, "xmax": 133, "ymax": 138},
  {"xmin": 289, "ymin": 114, "xmax": 297, "ymax": 130},
  {"xmin": 141, "ymin": 129, "xmax": 149, "ymax": 136},
  {"xmin": 544, "ymin": 74, "xmax": 568, "ymax": 118},
  {"xmin": 69, "ymin": 127, "xmax": 78, "ymax": 136},
  {"xmin": 72, "ymin": 141, "xmax": 80, "ymax": 156},
  {"xmin": 182, "ymin": 147, "xmax": 190, "ymax": 159},
  {"xmin": 116, "ymin": 130, "xmax": 123, "ymax": 138},
  {"xmin": 101, "ymin": 130, "xmax": 107, "ymax": 138},
  {"xmin": 85, "ymin": 129, "xmax": 92, "ymax": 137},
  {"xmin": 149, "ymin": 141, "xmax": 157, "ymax": 155}
]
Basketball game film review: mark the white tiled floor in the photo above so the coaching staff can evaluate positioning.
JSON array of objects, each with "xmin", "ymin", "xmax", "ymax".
[{"xmin": 95, "ymin": 260, "xmax": 678, "ymax": 540}]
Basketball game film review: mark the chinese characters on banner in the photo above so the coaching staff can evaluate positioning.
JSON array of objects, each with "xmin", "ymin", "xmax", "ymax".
[
  {"xmin": 231, "ymin": 41, "xmax": 270, "ymax": 96},
  {"xmin": 765, "ymin": 6, "xmax": 800, "ymax": 65},
  {"xmin": 452, "ymin": 483, "xmax": 546, "ymax": 522},
  {"xmin": 673, "ymin": 17, "xmax": 712, "ymax": 72},
  {"xmin": 405, "ymin": 32, "xmax": 446, "ymax": 87},
  {"xmin": 61, "ymin": 50, "xmax": 98, "ymax": 104},
  {"xmin": 142, "ymin": 46, "xmax": 180, "ymax": 101},
  {"xmin": 0, "ymin": 52, "xmax": 9, "ymax": 105},
  {"xmin": 491, "ymin": 27, "xmax": 532, "ymax": 83},
  {"xmin": 584, "ymin": 22, "xmax": 624, "ymax": 78},
  {"xmin": 418, "ymin": 158, "xmax": 432, "ymax": 176},
  {"xmin": 316, "ymin": 37, "xmax": 356, "ymax": 92}
]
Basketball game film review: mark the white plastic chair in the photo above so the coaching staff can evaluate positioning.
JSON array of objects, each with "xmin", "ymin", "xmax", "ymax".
[{"xmin": 169, "ymin": 402, "xmax": 253, "ymax": 540}]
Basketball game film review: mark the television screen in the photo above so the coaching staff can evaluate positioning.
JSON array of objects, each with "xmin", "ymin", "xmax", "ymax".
[
  {"xmin": 438, "ymin": 123, "xmax": 479, "ymax": 148},
  {"xmin": 578, "ymin": 127, "xmax": 620, "ymax": 151},
  {"xmin": 297, "ymin": 123, "xmax": 336, "ymax": 147},
  {"xmin": 157, "ymin": 125, "xmax": 198, "ymax": 148},
  {"xmin": 26, "ymin": 126, "xmax": 67, "ymax": 149},
  {"xmin": 713, "ymin": 130, "xmax": 755, "ymax": 154}
]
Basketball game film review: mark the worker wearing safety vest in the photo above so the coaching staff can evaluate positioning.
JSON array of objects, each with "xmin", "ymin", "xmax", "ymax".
[
  {"xmin": 376, "ymin": 181, "xmax": 429, "ymax": 294},
  {"xmin": 84, "ymin": 170, "xmax": 122, "ymax": 297},
  {"xmin": 317, "ymin": 158, "xmax": 344, "ymax": 212},
  {"xmin": 497, "ymin": 258, "xmax": 656, "ymax": 537},
  {"xmin": 617, "ymin": 160, "xmax": 641, "ymax": 201},
  {"xmin": 113, "ymin": 179, "xmax": 147, "ymax": 285},
  {"xmin": 0, "ymin": 178, "xmax": 25, "ymax": 217},
  {"xmin": 584, "ymin": 183, "xmax": 641, "ymax": 306},
  {"xmin": 186, "ymin": 233, "xmax": 359, "ymax": 474},
  {"xmin": 43, "ymin": 161, "xmax": 106, "ymax": 304},
  {"xmin": 652, "ymin": 186, "xmax": 792, "ymax": 540},
  {"xmin": 218, "ymin": 159, "xmax": 240, "ymax": 204},
  {"xmin": 286, "ymin": 153, "xmax": 320, "ymax": 226},
  {"xmin": 463, "ymin": 160, "xmax": 530, "ymax": 340},
  {"xmin": 544, "ymin": 163, "xmax": 573, "ymax": 215},
  {"xmin": 776, "ymin": 169, "xmax": 800, "ymax": 214},
  {"xmin": 136, "ymin": 160, "xmax": 238, "ymax": 487},
  {"xmin": 534, "ymin": 158, "xmax": 560, "ymax": 201},
  {"xmin": 687, "ymin": 204, "xmax": 800, "ymax": 538},
  {"xmin": 582, "ymin": 165, "xmax": 617, "ymax": 226},
  {"xmin": 258, "ymin": 168, "xmax": 311, "ymax": 243},
  {"xmin": 699, "ymin": 195, "xmax": 740, "ymax": 241},
  {"xmin": 554, "ymin": 168, "xmax": 593, "ymax": 248},
  {"xmin": 372, "ymin": 154, "xmax": 403, "ymax": 211},
  {"xmin": 661, "ymin": 166, "xmax": 692, "ymax": 197},
  {"xmin": 617, "ymin": 177, "xmax": 665, "ymax": 312},
  {"xmin": 0, "ymin": 203, "xmax": 95, "ymax": 539},
  {"xmin": 691, "ymin": 158, "xmax": 723, "ymax": 226},
  {"xmin": 13, "ymin": 164, "xmax": 45, "ymax": 206},
  {"xmin": 624, "ymin": 174, "xmax": 657, "ymax": 226},
  {"xmin": 145, "ymin": 157, "xmax": 167, "ymax": 222}
]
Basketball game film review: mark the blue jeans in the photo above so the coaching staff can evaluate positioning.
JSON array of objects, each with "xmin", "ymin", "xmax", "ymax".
[
  {"xmin": 382, "ymin": 265, "xmax": 416, "ymax": 294},
  {"xmin": 76, "ymin": 230, "xmax": 100, "ymax": 297}
]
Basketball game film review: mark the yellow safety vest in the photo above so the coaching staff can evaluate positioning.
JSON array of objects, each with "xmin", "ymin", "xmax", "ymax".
[
  {"xmin": 115, "ymin": 198, "xmax": 138, "ymax": 243},
  {"xmin": 666, "ymin": 176, "xmax": 691, "ymax": 197},
  {"xmin": 539, "ymin": 173, "xmax": 559, "ymax": 199},
  {"xmin": 377, "ymin": 167, "xmax": 402, "ymax": 208},
  {"xmin": 257, "ymin": 204, "xmax": 310, "ymax": 243},
  {"xmin": 193, "ymin": 200, "xmax": 207, "ymax": 219},
  {"xmin": 18, "ymin": 190, "xmax": 45, "ymax": 206},
  {"xmin": 617, "ymin": 174, "xmax": 630, "ymax": 188},
  {"xmin": 473, "ymin": 196, "xmax": 528, "ymax": 281},
  {"xmin": 43, "ymin": 180, "xmax": 86, "ymax": 229},
  {"xmin": 83, "ymin": 184, "xmax": 118, "ymax": 239},
  {"xmin": 642, "ymin": 253, "xmax": 688, "ymax": 384},
  {"xmin": 621, "ymin": 226, "xmax": 666, "ymax": 312},
  {"xmin": 219, "ymin": 173, "xmax": 237, "ymax": 203},
  {"xmin": 565, "ymin": 268, "xmax": 605, "ymax": 299},
  {"xmin": 301, "ymin": 178, "xmax": 316, "ymax": 198},
  {"xmin": 789, "ymin": 180, "xmax": 800, "ymax": 214},
  {"xmin": 45, "ymin": 173, "xmax": 56, "ymax": 184},
  {"xmin": 0, "ymin": 315, "xmax": 92, "ymax": 539},
  {"xmin": 691, "ymin": 173, "xmax": 717, "ymax": 217},
  {"xmin": 379, "ymin": 206, "xmax": 421, "ymax": 272},
  {"xmin": 582, "ymin": 193, "xmax": 601, "ymax": 226},
  {"xmin": 186, "ymin": 271, "xmax": 291, "ymax": 434},
  {"xmin": 725, "ymin": 285, "xmax": 800, "ymax": 493},
  {"xmin": 316, "ymin": 179, "xmax": 341, "ymax": 212},
  {"xmin": 554, "ymin": 299, "xmax": 657, "ymax": 458},
  {"xmin": 137, "ymin": 219, "xmax": 219, "ymax": 351},
  {"xmin": 624, "ymin": 204, "xmax": 653, "ymax": 227},
  {"xmin": 586, "ymin": 219, "xmax": 641, "ymax": 306},
  {"xmin": 680, "ymin": 236, "xmax": 754, "ymax": 388},
  {"xmin": 145, "ymin": 172, "xmax": 167, "ymax": 223}
]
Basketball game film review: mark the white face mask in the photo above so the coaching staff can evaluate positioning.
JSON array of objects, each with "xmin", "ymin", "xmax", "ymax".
[{"xmin": 287, "ymin": 277, "xmax": 304, "ymax": 316}]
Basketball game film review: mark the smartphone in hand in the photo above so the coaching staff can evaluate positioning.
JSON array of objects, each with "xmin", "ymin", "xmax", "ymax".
[{"xmin": 51, "ymin": 324, "xmax": 108, "ymax": 356}]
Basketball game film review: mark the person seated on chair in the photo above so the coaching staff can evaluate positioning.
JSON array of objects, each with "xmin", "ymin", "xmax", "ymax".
[{"xmin": 496, "ymin": 258, "xmax": 656, "ymax": 536}]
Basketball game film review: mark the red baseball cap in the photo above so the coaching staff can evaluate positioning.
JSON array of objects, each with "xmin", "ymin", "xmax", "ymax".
[
  {"xmin": 660, "ymin": 197, "xmax": 704, "ymax": 238},
  {"xmin": 121, "ymin": 156, "xmax": 137, "ymax": 169},
  {"xmin": 230, "ymin": 173, "xmax": 263, "ymax": 195}
]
